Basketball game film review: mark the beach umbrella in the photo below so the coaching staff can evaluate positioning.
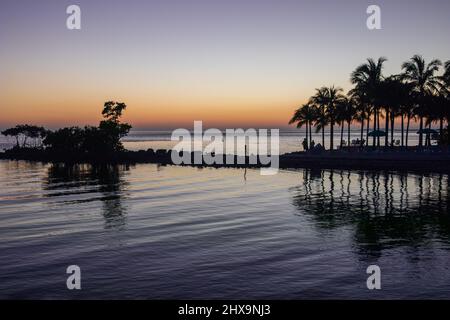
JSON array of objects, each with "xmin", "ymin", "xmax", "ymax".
[
  {"xmin": 368, "ymin": 130, "xmax": 387, "ymax": 137},
  {"xmin": 416, "ymin": 128, "xmax": 438, "ymax": 135}
]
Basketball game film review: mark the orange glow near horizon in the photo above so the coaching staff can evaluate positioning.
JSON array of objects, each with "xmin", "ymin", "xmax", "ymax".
[
  {"xmin": 1, "ymin": 74, "xmax": 310, "ymax": 129},
  {"xmin": 0, "ymin": 85, "xmax": 422, "ymax": 130}
]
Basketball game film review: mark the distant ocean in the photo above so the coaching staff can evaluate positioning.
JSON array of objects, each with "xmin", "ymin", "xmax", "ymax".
[{"xmin": 0, "ymin": 129, "xmax": 423, "ymax": 154}]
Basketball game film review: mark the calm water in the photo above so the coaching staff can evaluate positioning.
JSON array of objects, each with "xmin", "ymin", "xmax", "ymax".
[
  {"xmin": 0, "ymin": 160, "xmax": 449, "ymax": 299},
  {"xmin": 0, "ymin": 129, "xmax": 425, "ymax": 154}
]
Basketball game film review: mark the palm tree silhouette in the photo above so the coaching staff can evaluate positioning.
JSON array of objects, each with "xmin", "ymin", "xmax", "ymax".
[
  {"xmin": 444, "ymin": 61, "xmax": 450, "ymax": 85},
  {"xmin": 396, "ymin": 80, "xmax": 416, "ymax": 147},
  {"xmin": 378, "ymin": 75, "xmax": 411, "ymax": 146},
  {"xmin": 351, "ymin": 57, "xmax": 387, "ymax": 147},
  {"xmin": 440, "ymin": 61, "xmax": 450, "ymax": 142},
  {"xmin": 336, "ymin": 96, "xmax": 356, "ymax": 148},
  {"xmin": 324, "ymin": 86, "xmax": 345, "ymax": 151},
  {"xmin": 289, "ymin": 103, "xmax": 317, "ymax": 149},
  {"xmin": 350, "ymin": 89, "xmax": 370, "ymax": 147},
  {"xmin": 289, "ymin": 55, "xmax": 448, "ymax": 151},
  {"xmin": 310, "ymin": 86, "xmax": 345, "ymax": 150},
  {"xmin": 310, "ymin": 87, "xmax": 329, "ymax": 148},
  {"xmin": 401, "ymin": 55, "xmax": 442, "ymax": 147},
  {"xmin": 336, "ymin": 100, "xmax": 346, "ymax": 148},
  {"xmin": 426, "ymin": 92, "xmax": 448, "ymax": 145}
]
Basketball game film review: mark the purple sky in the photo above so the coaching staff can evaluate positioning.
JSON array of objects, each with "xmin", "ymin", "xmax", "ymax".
[{"xmin": 1, "ymin": 0, "xmax": 449, "ymax": 128}]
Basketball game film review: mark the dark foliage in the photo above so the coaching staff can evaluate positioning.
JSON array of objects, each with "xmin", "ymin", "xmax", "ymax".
[
  {"xmin": 1, "ymin": 124, "xmax": 48, "ymax": 148},
  {"xmin": 43, "ymin": 101, "xmax": 132, "ymax": 155}
]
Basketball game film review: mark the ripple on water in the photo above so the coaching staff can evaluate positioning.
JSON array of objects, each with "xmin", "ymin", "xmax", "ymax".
[{"xmin": 0, "ymin": 160, "xmax": 450, "ymax": 299}]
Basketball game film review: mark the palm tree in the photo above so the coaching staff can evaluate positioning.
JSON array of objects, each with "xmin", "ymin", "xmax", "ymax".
[
  {"xmin": 444, "ymin": 61, "xmax": 450, "ymax": 85},
  {"xmin": 397, "ymin": 82, "xmax": 414, "ymax": 147},
  {"xmin": 310, "ymin": 87, "xmax": 329, "ymax": 148},
  {"xmin": 378, "ymin": 76, "xmax": 410, "ymax": 146},
  {"xmin": 336, "ymin": 96, "xmax": 356, "ymax": 149},
  {"xmin": 426, "ymin": 91, "xmax": 448, "ymax": 145},
  {"xmin": 401, "ymin": 55, "xmax": 442, "ymax": 146},
  {"xmin": 351, "ymin": 57, "xmax": 387, "ymax": 147},
  {"xmin": 350, "ymin": 88, "xmax": 371, "ymax": 147},
  {"xmin": 324, "ymin": 86, "xmax": 345, "ymax": 150},
  {"xmin": 335, "ymin": 100, "xmax": 347, "ymax": 148},
  {"xmin": 440, "ymin": 61, "xmax": 450, "ymax": 141},
  {"xmin": 344, "ymin": 97, "xmax": 357, "ymax": 148},
  {"xmin": 289, "ymin": 103, "xmax": 317, "ymax": 149},
  {"xmin": 378, "ymin": 78, "xmax": 392, "ymax": 146}
]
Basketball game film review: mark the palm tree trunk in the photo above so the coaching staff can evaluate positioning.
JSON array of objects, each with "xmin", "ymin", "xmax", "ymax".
[
  {"xmin": 330, "ymin": 122, "xmax": 334, "ymax": 151},
  {"xmin": 309, "ymin": 121, "xmax": 312, "ymax": 146},
  {"xmin": 340, "ymin": 121, "xmax": 344, "ymax": 148},
  {"xmin": 347, "ymin": 121, "xmax": 351, "ymax": 150},
  {"xmin": 305, "ymin": 122, "xmax": 309, "ymax": 150},
  {"xmin": 390, "ymin": 112, "xmax": 395, "ymax": 146},
  {"xmin": 419, "ymin": 116, "xmax": 424, "ymax": 147},
  {"xmin": 401, "ymin": 113, "xmax": 404, "ymax": 147},
  {"xmin": 322, "ymin": 127, "xmax": 325, "ymax": 148},
  {"xmin": 321, "ymin": 106, "xmax": 325, "ymax": 148},
  {"xmin": 385, "ymin": 109, "xmax": 389, "ymax": 147},
  {"xmin": 360, "ymin": 120, "xmax": 364, "ymax": 147},
  {"xmin": 440, "ymin": 117, "xmax": 444, "ymax": 145},
  {"xmin": 377, "ymin": 109, "xmax": 381, "ymax": 147},
  {"xmin": 373, "ymin": 109, "xmax": 376, "ymax": 147},
  {"xmin": 366, "ymin": 116, "xmax": 370, "ymax": 146},
  {"xmin": 406, "ymin": 114, "xmax": 411, "ymax": 147}
]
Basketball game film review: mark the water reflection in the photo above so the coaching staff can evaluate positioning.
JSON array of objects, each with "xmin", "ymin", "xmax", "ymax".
[
  {"xmin": 43, "ymin": 164, "xmax": 131, "ymax": 230},
  {"xmin": 292, "ymin": 170, "xmax": 450, "ymax": 258}
]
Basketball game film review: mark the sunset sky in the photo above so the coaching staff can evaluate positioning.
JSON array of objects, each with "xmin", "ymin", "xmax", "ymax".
[{"xmin": 1, "ymin": 0, "xmax": 450, "ymax": 129}]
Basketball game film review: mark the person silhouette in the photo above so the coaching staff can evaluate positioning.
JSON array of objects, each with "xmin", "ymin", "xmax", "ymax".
[{"xmin": 302, "ymin": 138, "xmax": 308, "ymax": 151}]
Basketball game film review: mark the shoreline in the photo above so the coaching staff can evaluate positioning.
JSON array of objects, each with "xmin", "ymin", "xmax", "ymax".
[{"xmin": 1, "ymin": 147, "xmax": 450, "ymax": 173}]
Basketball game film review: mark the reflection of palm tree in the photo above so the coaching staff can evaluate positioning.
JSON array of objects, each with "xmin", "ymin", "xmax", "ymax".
[
  {"xmin": 291, "ymin": 169, "xmax": 450, "ymax": 257},
  {"xmin": 401, "ymin": 55, "xmax": 442, "ymax": 146}
]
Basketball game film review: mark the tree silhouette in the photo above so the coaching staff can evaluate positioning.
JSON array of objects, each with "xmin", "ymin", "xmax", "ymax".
[
  {"xmin": 99, "ymin": 101, "xmax": 132, "ymax": 152},
  {"xmin": 401, "ymin": 55, "xmax": 442, "ymax": 147},
  {"xmin": 309, "ymin": 87, "xmax": 329, "ymax": 148},
  {"xmin": 290, "ymin": 55, "xmax": 448, "ymax": 151},
  {"xmin": 324, "ymin": 86, "xmax": 345, "ymax": 150},
  {"xmin": 1, "ymin": 125, "xmax": 47, "ymax": 148},
  {"xmin": 351, "ymin": 57, "xmax": 387, "ymax": 147},
  {"xmin": 43, "ymin": 101, "xmax": 132, "ymax": 155},
  {"xmin": 289, "ymin": 103, "xmax": 317, "ymax": 149}
]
